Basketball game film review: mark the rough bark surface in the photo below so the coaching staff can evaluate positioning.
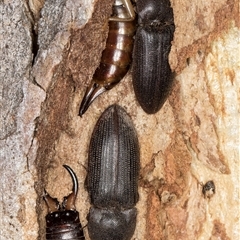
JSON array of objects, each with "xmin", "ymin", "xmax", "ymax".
[{"xmin": 0, "ymin": 0, "xmax": 239, "ymax": 240}]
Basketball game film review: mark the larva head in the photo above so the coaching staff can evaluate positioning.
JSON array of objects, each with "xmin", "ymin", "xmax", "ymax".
[{"xmin": 43, "ymin": 165, "xmax": 80, "ymax": 227}]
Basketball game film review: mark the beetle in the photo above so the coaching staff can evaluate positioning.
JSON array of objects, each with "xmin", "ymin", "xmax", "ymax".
[
  {"xmin": 202, "ymin": 180, "xmax": 215, "ymax": 198},
  {"xmin": 132, "ymin": 0, "xmax": 175, "ymax": 114},
  {"xmin": 86, "ymin": 104, "xmax": 140, "ymax": 240},
  {"xmin": 43, "ymin": 165, "xmax": 85, "ymax": 239},
  {"xmin": 79, "ymin": 0, "xmax": 136, "ymax": 116}
]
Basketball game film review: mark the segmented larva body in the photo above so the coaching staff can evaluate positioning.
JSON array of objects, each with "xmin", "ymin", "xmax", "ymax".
[{"xmin": 79, "ymin": 0, "xmax": 136, "ymax": 116}]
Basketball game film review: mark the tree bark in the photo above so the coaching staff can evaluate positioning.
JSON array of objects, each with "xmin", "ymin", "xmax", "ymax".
[{"xmin": 0, "ymin": 0, "xmax": 239, "ymax": 239}]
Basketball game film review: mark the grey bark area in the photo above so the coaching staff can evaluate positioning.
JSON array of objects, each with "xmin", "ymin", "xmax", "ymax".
[
  {"xmin": 0, "ymin": 1, "xmax": 43, "ymax": 239},
  {"xmin": 0, "ymin": 0, "xmax": 239, "ymax": 240}
]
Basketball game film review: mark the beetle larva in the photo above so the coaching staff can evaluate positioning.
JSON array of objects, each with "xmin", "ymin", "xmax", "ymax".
[
  {"xmin": 43, "ymin": 165, "xmax": 85, "ymax": 239},
  {"xmin": 86, "ymin": 104, "xmax": 140, "ymax": 240},
  {"xmin": 132, "ymin": 0, "xmax": 175, "ymax": 114},
  {"xmin": 79, "ymin": 0, "xmax": 136, "ymax": 116}
]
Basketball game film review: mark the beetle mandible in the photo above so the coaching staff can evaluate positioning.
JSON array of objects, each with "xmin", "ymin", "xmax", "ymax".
[
  {"xmin": 79, "ymin": 0, "xmax": 136, "ymax": 116},
  {"xmin": 132, "ymin": 0, "xmax": 175, "ymax": 114},
  {"xmin": 43, "ymin": 165, "xmax": 85, "ymax": 239},
  {"xmin": 86, "ymin": 104, "xmax": 140, "ymax": 240}
]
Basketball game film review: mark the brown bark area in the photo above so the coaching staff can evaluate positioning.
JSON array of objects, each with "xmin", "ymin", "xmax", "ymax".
[
  {"xmin": 34, "ymin": 0, "xmax": 115, "ymax": 238},
  {"xmin": 1, "ymin": 0, "xmax": 239, "ymax": 240}
]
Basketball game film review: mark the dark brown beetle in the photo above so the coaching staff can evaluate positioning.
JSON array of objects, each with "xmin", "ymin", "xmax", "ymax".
[
  {"xmin": 132, "ymin": 0, "xmax": 175, "ymax": 114},
  {"xmin": 79, "ymin": 0, "xmax": 136, "ymax": 116},
  {"xmin": 43, "ymin": 165, "xmax": 85, "ymax": 239},
  {"xmin": 86, "ymin": 104, "xmax": 140, "ymax": 240}
]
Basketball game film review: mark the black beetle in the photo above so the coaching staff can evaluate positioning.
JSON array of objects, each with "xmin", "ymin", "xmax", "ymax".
[
  {"xmin": 79, "ymin": 0, "xmax": 136, "ymax": 116},
  {"xmin": 43, "ymin": 165, "xmax": 85, "ymax": 239},
  {"xmin": 132, "ymin": 0, "xmax": 175, "ymax": 114},
  {"xmin": 86, "ymin": 104, "xmax": 140, "ymax": 240}
]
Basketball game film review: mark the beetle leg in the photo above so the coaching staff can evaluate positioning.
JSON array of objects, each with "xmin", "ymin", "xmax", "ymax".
[
  {"xmin": 43, "ymin": 189, "xmax": 60, "ymax": 213},
  {"xmin": 79, "ymin": 82, "xmax": 106, "ymax": 116},
  {"xmin": 62, "ymin": 165, "xmax": 79, "ymax": 211}
]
